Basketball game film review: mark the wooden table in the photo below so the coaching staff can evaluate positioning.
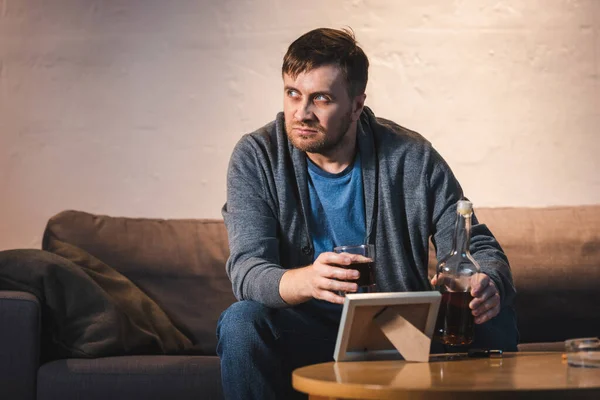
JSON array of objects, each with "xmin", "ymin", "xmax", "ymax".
[{"xmin": 292, "ymin": 352, "xmax": 600, "ymax": 399}]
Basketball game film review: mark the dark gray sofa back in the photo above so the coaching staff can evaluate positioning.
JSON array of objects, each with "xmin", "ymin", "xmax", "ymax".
[{"xmin": 42, "ymin": 210, "xmax": 236, "ymax": 356}]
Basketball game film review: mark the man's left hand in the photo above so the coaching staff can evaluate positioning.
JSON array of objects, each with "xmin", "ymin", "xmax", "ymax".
[
  {"xmin": 430, "ymin": 272, "xmax": 501, "ymax": 325},
  {"xmin": 469, "ymin": 273, "xmax": 501, "ymax": 324}
]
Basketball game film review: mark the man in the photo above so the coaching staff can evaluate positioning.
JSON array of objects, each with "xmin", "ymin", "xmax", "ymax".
[{"xmin": 217, "ymin": 28, "xmax": 518, "ymax": 399}]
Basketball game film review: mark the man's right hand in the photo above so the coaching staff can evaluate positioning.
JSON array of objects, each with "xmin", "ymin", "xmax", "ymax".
[{"xmin": 279, "ymin": 252, "xmax": 360, "ymax": 305}]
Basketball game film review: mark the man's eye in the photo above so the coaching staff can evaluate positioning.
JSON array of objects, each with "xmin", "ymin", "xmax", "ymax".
[
  {"xmin": 287, "ymin": 90, "xmax": 299, "ymax": 97},
  {"xmin": 315, "ymin": 94, "xmax": 330, "ymax": 102}
]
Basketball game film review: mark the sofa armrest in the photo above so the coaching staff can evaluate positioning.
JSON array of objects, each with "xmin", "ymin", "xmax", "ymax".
[{"xmin": 0, "ymin": 290, "xmax": 40, "ymax": 400}]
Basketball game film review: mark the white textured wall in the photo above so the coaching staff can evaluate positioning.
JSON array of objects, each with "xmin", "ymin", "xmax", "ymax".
[{"xmin": 1, "ymin": 0, "xmax": 599, "ymax": 250}]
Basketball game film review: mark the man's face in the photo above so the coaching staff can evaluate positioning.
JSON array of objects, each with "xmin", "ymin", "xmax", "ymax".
[{"xmin": 283, "ymin": 65, "xmax": 361, "ymax": 155}]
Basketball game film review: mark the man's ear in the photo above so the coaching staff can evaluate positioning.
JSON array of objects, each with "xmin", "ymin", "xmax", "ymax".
[{"xmin": 352, "ymin": 93, "xmax": 367, "ymax": 121}]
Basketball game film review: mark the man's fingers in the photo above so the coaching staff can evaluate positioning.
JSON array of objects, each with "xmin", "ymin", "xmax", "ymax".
[
  {"xmin": 474, "ymin": 303, "xmax": 501, "ymax": 324},
  {"xmin": 434, "ymin": 272, "xmax": 501, "ymax": 324},
  {"xmin": 318, "ymin": 251, "xmax": 363, "ymax": 266},
  {"xmin": 331, "ymin": 266, "xmax": 359, "ymax": 281},
  {"xmin": 309, "ymin": 252, "xmax": 363, "ymax": 304},
  {"xmin": 318, "ymin": 252, "xmax": 353, "ymax": 266},
  {"xmin": 318, "ymin": 277, "xmax": 357, "ymax": 294},
  {"xmin": 315, "ymin": 252, "xmax": 363, "ymax": 281},
  {"xmin": 471, "ymin": 287, "xmax": 500, "ymax": 325},
  {"xmin": 315, "ymin": 289, "xmax": 346, "ymax": 305},
  {"xmin": 315, "ymin": 264, "xmax": 359, "ymax": 281},
  {"xmin": 472, "ymin": 292, "xmax": 500, "ymax": 315},
  {"xmin": 312, "ymin": 277, "xmax": 355, "ymax": 304},
  {"xmin": 470, "ymin": 273, "xmax": 490, "ymax": 296},
  {"xmin": 470, "ymin": 274, "xmax": 500, "ymax": 323},
  {"xmin": 430, "ymin": 275, "xmax": 437, "ymax": 286},
  {"xmin": 470, "ymin": 284, "xmax": 497, "ymax": 309}
]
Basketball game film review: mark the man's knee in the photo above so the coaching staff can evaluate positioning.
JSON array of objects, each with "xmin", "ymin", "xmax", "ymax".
[{"xmin": 217, "ymin": 301, "xmax": 277, "ymax": 350}]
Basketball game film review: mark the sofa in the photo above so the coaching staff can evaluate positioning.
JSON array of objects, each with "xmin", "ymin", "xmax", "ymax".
[{"xmin": 1, "ymin": 205, "xmax": 599, "ymax": 399}]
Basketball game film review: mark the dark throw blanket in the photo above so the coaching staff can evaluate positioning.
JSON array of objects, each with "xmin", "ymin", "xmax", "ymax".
[{"xmin": 0, "ymin": 246, "xmax": 193, "ymax": 361}]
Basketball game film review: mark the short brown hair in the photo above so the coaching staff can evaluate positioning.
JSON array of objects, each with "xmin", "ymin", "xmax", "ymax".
[{"xmin": 282, "ymin": 27, "xmax": 369, "ymax": 97}]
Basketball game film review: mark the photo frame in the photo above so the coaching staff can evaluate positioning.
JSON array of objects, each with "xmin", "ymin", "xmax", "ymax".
[{"xmin": 333, "ymin": 291, "xmax": 441, "ymax": 362}]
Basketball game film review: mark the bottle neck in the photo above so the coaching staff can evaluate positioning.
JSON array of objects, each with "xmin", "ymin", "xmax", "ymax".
[{"xmin": 452, "ymin": 212, "xmax": 472, "ymax": 254}]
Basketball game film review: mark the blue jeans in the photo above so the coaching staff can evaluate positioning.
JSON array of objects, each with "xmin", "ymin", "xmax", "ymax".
[{"xmin": 216, "ymin": 300, "xmax": 518, "ymax": 400}]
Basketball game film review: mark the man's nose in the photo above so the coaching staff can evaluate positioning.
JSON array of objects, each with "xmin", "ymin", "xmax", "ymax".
[{"xmin": 294, "ymin": 101, "xmax": 314, "ymax": 122}]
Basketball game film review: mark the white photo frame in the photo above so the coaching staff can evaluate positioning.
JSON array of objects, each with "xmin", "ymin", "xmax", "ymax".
[{"xmin": 333, "ymin": 291, "xmax": 442, "ymax": 362}]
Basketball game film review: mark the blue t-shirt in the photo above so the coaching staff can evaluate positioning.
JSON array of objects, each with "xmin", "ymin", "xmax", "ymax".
[{"xmin": 306, "ymin": 152, "xmax": 366, "ymax": 315}]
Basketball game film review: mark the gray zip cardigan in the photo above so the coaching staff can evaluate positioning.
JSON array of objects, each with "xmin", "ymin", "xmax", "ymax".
[{"xmin": 222, "ymin": 107, "xmax": 515, "ymax": 309}]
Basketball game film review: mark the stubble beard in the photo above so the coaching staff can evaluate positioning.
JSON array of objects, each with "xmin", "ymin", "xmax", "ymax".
[{"xmin": 286, "ymin": 111, "xmax": 352, "ymax": 155}]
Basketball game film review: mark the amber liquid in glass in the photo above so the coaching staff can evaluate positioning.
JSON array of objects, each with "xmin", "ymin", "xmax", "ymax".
[
  {"xmin": 350, "ymin": 261, "xmax": 375, "ymax": 287},
  {"xmin": 333, "ymin": 260, "xmax": 375, "ymax": 289}
]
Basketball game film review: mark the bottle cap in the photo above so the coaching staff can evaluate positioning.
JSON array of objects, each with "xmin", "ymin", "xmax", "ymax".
[{"xmin": 457, "ymin": 200, "xmax": 473, "ymax": 216}]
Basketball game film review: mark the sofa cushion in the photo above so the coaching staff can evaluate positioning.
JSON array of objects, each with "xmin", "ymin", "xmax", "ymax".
[
  {"xmin": 0, "ymin": 248, "xmax": 193, "ymax": 361},
  {"xmin": 429, "ymin": 205, "xmax": 600, "ymax": 344},
  {"xmin": 42, "ymin": 210, "xmax": 236, "ymax": 356},
  {"xmin": 37, "ymin": 355, "xmax": 223, "ymax": 400}
]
